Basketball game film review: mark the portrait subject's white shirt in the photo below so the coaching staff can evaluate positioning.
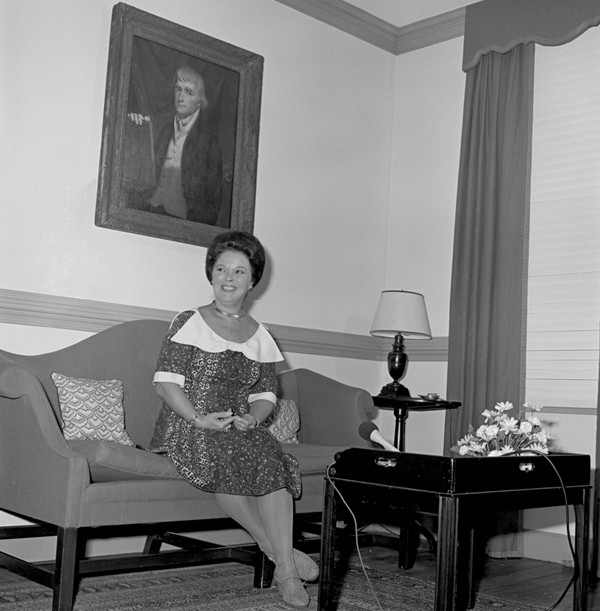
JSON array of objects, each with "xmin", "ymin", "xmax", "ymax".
[
  {"xmin": 166, "ymin": 108, "xmax": 200, "ymax": 169},
  {"xmin": 149, "ymin": 108, "xmax": 201, "ymax": 218}
]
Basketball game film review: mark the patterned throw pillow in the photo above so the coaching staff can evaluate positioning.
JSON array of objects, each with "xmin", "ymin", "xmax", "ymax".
[
  {"xmin": 267, "ymin": 398, "xmax": 300, "ymax": 443},
  {"xmin": 51, "ymin": 373, "xmax": 134, "ymax": 446}
]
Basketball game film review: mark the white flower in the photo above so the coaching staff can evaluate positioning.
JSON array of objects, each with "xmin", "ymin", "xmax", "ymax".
[
  {"xmin": 519, "ymin": 421, "xmax": 533, "ymax": 434},
  {"xmin": 499, "ymin": 417, "xmax": 519, "ymax": 434},
  {"xmin": 476, "ymin": 424, "xmax": 499, "ymax": 441},
  {"xmin": 453, "ymin": 401, "xmax": 550, "ymax": 457},
  {"xmin": 529, "ymin": 443, "xmax": 549, "ymax": 454},
  {"xmin": 524, "ymin": 402, "xmax": 543, "ymax": 412}
]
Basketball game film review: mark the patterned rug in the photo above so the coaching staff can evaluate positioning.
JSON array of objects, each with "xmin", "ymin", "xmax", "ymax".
[{"xmin": 0, "ymin": 562, "xmax": 543, "ymax": 610}]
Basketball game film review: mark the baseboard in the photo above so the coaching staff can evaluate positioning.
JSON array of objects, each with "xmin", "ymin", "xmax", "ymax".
[{"xmin": 522, "ymin": 528, "xmax": 583, "ymax": 566}]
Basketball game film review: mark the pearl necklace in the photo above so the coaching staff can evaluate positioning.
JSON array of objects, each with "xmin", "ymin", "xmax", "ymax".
[{"xmin": 212, "ymin": 300, "xmax": 246, "ymax": 319}]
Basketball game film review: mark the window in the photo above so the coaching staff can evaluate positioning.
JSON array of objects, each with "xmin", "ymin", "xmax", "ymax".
[{"xmin": 527, "ymin": 27, "xmax": 600, "ymax": 411}]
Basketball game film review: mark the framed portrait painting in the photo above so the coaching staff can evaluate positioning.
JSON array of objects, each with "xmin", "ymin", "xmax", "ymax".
[{"xmin": 95, "ymin": 3, "xmax": 264, "ymax": 247}]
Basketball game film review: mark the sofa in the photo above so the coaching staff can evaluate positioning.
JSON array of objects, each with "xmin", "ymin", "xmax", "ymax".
[{"xmin": 0, "ymin": 318, "xmax": 376, "ymax": 611}]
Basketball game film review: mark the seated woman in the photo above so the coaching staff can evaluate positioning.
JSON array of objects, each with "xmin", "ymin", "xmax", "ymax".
[{"xmin": 149, "ymin": 230, "xmax": 317, "ymax": 608}]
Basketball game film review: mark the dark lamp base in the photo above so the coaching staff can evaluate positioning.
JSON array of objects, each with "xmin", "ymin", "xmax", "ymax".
[{"xmin": 378, "ymin": 382, "xmax": 411, "ymax": 398}]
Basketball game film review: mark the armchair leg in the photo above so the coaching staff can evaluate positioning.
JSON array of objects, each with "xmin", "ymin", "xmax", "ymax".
[{"xmin": 53, "ymin": 527, "xmax": 79, "ymax": 611}]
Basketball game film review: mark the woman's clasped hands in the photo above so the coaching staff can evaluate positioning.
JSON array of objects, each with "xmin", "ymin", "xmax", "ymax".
[
  {"xmin": 195, "ymin": 410, "xmax": 258, "ymax": 431},
  {"xmin": 197, "ymin": 410, "xmax": 235, "ymax": 430},
  {"xmin": 232, "ymin": 413, "xmax": 259, "ymax": 431}
]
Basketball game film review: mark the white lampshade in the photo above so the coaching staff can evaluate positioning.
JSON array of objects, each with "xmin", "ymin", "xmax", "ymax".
[{"xmin": 370, "ymin": 290, "xmax": 432, "ymax": 339}]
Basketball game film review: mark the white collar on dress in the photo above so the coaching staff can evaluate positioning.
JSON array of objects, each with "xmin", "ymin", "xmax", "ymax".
[{"xmin": 170, "ymin": 310, "xmax": 284, "ymax": 363}]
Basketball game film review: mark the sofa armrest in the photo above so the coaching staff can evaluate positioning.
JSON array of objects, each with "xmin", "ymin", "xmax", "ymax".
[
  {"xmin": 278, "ymin": 368, "xmax": 377, "ymax": 447},
  {"xmin": 0, "ymin": 360, "xmax": 90, "ymax": 526}
]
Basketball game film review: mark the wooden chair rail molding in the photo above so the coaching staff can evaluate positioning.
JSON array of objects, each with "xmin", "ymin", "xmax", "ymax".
[{"xmin": 0, "ymin": 288, "xmax": 448, "ymax": 362}]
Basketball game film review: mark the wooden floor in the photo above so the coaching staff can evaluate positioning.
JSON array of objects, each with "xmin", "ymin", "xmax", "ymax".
[{"xmin": 351, "ymin": 542, "xmax": 599, "ymax": 611}]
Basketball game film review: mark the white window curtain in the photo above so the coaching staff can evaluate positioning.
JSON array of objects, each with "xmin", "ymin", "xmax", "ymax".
[{"xmin": 527, "ymin": 26, "xmax": 600, "ymax": 411}]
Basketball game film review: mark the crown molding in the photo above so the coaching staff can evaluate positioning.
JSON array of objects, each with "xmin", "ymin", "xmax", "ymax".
[
  {"xmin": 274, "ymin": 0, "xmax": 398, "ymax": 53},
  {"xmin": 0, "ymin": 288, "xmax": 447, "ymax": 362},
  {"xmin": 395, "ymin": 8, "xmax": 466, "ymax": 55},
  {"xmin": 273, "ymin": 0, "xmax": 465, "ymax": 55}
]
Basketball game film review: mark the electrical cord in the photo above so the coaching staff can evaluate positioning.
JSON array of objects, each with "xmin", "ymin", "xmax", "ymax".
[
  {"xmin": 325, "ymin": 462, "xmax": 385, "ymax": 611},
  {"xmin": 325, "ymin": 450, "xmax": 582, "ymax": 611},
  {"xmin": 504, "ymin": 449, "xmax": 579, "ymax": 611}
]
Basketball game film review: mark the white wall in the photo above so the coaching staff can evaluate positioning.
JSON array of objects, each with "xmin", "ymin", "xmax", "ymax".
[
  {"xmin": 0, "ymin": 324, "xmax": 92, "ymax": 355},
  {"xmin": 2, "ymin": 0, "xmax": 588, "ymax": 564},
  {"xmin": 389, "ymin": 37, "xmax": 464, "ymax": 337},
  {"xmin": 0, "ymin": 0, "xmax": 399, "ymax": 545},
  {"xmin": 0, "ymin": 0, "xmax": 397, "ymax": 422},
  {"xmin": 0, "ymin": 0, "xmax": 460, "ymax": 452},
  {"xmin": 373, "ymin": 37, "xmax": 465, "ymax": 452},
  {"xmin": 0, "ymin": 0, "xmax": 459, "ymax": 561},
  {"xmin": 1, "ymin": 0, "xmax": 393, "ymax": 333}
]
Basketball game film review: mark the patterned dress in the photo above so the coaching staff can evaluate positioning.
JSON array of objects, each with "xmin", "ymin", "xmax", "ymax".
[{"xmin": 149, "ymin": 309, "xmax": 301, "ymax": 498}]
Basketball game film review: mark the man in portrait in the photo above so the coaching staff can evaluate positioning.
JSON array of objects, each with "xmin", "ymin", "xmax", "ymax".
[{"xmin": 126, "ymin": 66, "xmax": 223, "ymax": 226}]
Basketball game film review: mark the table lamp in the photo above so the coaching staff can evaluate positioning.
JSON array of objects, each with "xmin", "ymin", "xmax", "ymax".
[{"xmin": 370, "ymin": 290, "xmax": 432, "ymax": 397}]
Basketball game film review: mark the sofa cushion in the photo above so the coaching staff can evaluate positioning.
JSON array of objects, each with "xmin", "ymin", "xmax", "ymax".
[
  {"xmin": 267, "ymin": 398, "xmax": 300, "ymax": 443},
  {"xmin": 281, "ymin": 442, "xmax": 348, "ymax": 475},
  {"xmin": 68, "ymin": 437, "xmax": 346, "ymax": 484},
  {"xmin": 68, "ymin": 439, "xmax": 181, "ymax": 482},
  {"xmin": 52, "ymin": 373, "xmax": 135, "ymax": 446}
]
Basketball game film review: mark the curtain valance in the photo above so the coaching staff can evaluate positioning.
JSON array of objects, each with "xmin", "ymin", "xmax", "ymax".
[{"xmin": 463, "ymin": 0, "xmax": 600, "ymax": 71}]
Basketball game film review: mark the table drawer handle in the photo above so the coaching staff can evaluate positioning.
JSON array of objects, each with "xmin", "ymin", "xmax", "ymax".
[
  {"xmin": 375, "ymin": 457, "xmax": 397, "ymax": 468},
  {"xmin": 519, "ymin": 462, "xmax": 535, "ymax": 473}
]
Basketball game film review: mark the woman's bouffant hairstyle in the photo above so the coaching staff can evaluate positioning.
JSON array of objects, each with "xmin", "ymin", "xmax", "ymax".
[{"xmin": 205, "ymin": 231, "xmax": 266, "ymax": 286}]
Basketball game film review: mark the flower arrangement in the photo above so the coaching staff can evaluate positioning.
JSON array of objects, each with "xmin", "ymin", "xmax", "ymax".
[{"xmin": 451, "ymin": 401, "xmax": 552, "ymax": 457}]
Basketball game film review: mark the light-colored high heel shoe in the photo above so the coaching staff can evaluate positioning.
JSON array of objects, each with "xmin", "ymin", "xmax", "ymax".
[
  {"xmin": 275, "ymin": 576, "xmax": 310, "ymax": 608},
  {"xmin": 292, "ymin": 548, "xmax": 319, "ymax": 582},
  {"xmin": 266, "ymin": 548, "xmax": 319, "ymax": 582}
]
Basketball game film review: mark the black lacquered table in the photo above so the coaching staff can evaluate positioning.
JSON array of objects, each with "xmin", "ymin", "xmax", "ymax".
[{"xmin": 318, "ymin": 448, "xmax": 590, "ymax": 611}]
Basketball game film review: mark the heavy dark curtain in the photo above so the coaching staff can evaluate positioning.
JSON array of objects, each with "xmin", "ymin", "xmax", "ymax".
[
  {"xmin": 445, "ymin": 43, "xmax": 534, "ymax": 558},
  {"xmin": 444, "ymin": 43, "xmax": 534, "ymax": 459}
]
